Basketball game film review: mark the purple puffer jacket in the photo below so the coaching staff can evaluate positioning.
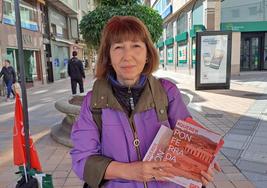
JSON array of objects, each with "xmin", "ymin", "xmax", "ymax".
[{"xmin": 70, "ymin": 78, "xmax": 190, "ymax": 188}]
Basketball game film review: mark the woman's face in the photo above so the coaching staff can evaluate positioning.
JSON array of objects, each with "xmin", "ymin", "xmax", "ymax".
[{"xmin": 110, "ymin": 39, "xmax": 147, "ymax": 86}]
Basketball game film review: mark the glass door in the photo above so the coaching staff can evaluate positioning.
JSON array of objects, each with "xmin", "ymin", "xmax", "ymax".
[
  {"xmin": 250, "ymin": 37, "xmax": 260, "ymax": 70},
  {"xmin": 241, "ymin": 33, "xmax": 263, "ymax": 71},
  {"xmin": 241, "ymin": 39, "xmax": 250, "ymax": 70}
]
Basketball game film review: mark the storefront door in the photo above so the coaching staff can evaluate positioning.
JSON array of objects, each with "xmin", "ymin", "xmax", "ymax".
[{"xmin": 241, "ymin": 33, "xmax": 264, "ymax": 71}]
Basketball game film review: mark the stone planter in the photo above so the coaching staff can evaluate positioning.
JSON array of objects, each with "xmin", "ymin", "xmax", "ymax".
[{"xmin": 51, "ymin": 95, "xmax": 84, "ymax": 147}]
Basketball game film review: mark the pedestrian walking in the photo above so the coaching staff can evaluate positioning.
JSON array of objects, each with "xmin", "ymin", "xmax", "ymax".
[
  {"xmin": 70, "ymin": 16, "xmax": 220, "ymax": 188},
  {"xmin": 67, "ymin": 51, "xmax": 85, "ymax": 95},
  {"xmin": 0, "ymin": 59, "xmax": 16, "ymax": 101}
]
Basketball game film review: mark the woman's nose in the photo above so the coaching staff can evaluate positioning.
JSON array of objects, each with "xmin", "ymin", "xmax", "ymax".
[{"xmin": 123, "ymin": 47, "xmax": 132, "ymax": 60}]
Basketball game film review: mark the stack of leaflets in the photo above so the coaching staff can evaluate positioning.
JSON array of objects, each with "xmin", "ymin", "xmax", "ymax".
[{"xmin": 143, "ymin": 118, "xmax": 224, "ymax": 188}]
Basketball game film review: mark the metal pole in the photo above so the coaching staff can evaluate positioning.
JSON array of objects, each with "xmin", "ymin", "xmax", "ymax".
[{"xmin": 14, "ymin": 0, "xmax": 31, "ymax": 169}]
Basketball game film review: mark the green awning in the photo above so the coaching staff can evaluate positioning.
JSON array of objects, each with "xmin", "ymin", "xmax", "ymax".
[
  {"xmin": 165, "ymin": 37, "xmax": 174, "ymax": 46},
  {"xmin": 157, "ymin": 41, "xmax": 164, "ymax": 48},
  {"xmin": 190, "ymin": 25, "xmax": 206, "ymax": 38},
  {"xmin": 175, "ymin": 32, "xmax": 188, "ymax": 42}
]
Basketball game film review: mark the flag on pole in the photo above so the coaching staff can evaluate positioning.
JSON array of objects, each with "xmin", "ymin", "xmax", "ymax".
[{"xmin": 13, "ymin": 93, "xmax": 42, "ymax": 171}]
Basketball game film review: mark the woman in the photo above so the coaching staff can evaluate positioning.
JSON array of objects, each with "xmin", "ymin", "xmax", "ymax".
[{"xmin": 70, "ymin": 16, "xmax": 220, "ymax": 188}]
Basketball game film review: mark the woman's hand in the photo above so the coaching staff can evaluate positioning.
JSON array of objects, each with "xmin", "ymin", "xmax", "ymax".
[
  {"xmin": 201, "ymin": 162, "xmax": 221, "ymax": 186},
  {"xmin": 126, "ymin": 161, "xmax": 175, "ymax": 182},
  {"xmin": 105, "ymin": 161, "xmax": 175, "ymax": 182}
]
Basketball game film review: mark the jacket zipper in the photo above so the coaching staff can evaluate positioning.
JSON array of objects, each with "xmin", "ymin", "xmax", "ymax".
[
  {"xmin": 128, "ymin": 86, "xmax": 148, "ymax": 188},
  {"xmin": 128, "ymin": 117, "xmax": 148, "ymax": 188}
]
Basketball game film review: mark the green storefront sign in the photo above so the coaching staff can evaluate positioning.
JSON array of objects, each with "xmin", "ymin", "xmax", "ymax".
[
  {"xmin": 175, "ymin": 32, "xmax": 188, "ymax": 42},
  {"xmin": 221, "ymin": 21, "xmax": 267, "ymax": 32},
  {"xmin": 157, "ymin": 41, "xmax": 164, "ymax": 48},
  {"xmin": 165, "ymin": 37, "xmax": 174, "ymax": 46}
]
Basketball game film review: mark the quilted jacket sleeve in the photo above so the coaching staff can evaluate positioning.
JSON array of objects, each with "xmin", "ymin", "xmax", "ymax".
[{"xmin": 70, "ymin": 92, "xmax": 112, "ymax": 188}]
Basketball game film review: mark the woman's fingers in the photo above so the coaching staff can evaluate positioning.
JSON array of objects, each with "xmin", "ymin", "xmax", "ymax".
[
  {"xmin": 201, "ymin": 169, "xmax": 214, "ymax": 185},
  {"xmin": 201, "ymin": 176, "xmax": 209, "ymax": 186},
  {"xmin": 150, "ymin": 161, "xmax": 173, "ymax": 169},
  {"xmin": 143, "ymin": 162, "xmax": 175, "ymax": 182},
  {"xmin": 214, "ymin": 162, "xmax": 222, "ymax": 172}
]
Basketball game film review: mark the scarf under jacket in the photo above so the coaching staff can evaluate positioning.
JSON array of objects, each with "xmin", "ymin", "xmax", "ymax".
[{"xmin": 108, "ymin": 74, "xmax": 147, "ymax": 116}]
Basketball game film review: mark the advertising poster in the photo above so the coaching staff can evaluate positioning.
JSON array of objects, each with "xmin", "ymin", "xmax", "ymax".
[
  {"xmin": 200, "ymin": 35, "xmax": 228, "ymax": 84},
  {"xmin": 178, "ymin": 45, "xmax": 187, "ymax": 64},
  {"xmin": 167, "ymin": 48, "xmax": 173, "ymax": 63},
  {"xmin": 195, "ymin": 31, "xmax": 232, "ymax": 90}
]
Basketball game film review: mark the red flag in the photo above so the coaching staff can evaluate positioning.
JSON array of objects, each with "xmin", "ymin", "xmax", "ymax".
[{"xmin": 13, "ymin": 93, "xmax": 42, "ymax": 171}]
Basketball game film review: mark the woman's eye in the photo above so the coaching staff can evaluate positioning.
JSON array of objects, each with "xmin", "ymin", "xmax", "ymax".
[
  {"xmin": 133, "ymin": 44, "xmax": 141, "ymax": 48},
  {"xmin": 114, "ymin": 46, "xmax": 122, "ymax": 49}
]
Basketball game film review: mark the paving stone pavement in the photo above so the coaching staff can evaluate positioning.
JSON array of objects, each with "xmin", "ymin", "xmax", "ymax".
[
  {"xmin": 1, "ymin": 68, "xmax": 266, "ymax": 188},
  {"xmin": 222, "ymin": 86, "xmax": 267, "ymax": 188}
]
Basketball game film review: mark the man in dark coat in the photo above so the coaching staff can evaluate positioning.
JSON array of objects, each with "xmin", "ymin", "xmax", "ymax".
[
  {"xmin": 0, "ymin": 60, "xmax": 16, "ymax": 101},
  {"xmin": 67, "ymin": 51, "xmax": 85, "ymax": 95}
]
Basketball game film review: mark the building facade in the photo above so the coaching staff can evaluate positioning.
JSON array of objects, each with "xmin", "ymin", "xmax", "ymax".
[
  {"xmin": 0, "ymin": 0, "xmax": 90, "ymax": 86},
  {"xmin": 221, "ymin": 0, "xmax": 267, "ymax": 72},
  {"xmin": 44, "ymin": 0, "xmax": 89, "ymax": 82},
  {"xmin": 152, "ymin": 0, "xmax": 267, "ymax": 75},
  {"xmin": 0, "ymin": 0, "xmax": 46, "ymax": 85}
]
